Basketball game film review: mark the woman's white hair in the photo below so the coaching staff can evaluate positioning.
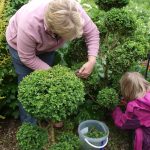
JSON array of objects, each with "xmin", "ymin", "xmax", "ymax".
[{"xmin": 45, "ymin": 0, "xmax": 84, "ymax": 40}]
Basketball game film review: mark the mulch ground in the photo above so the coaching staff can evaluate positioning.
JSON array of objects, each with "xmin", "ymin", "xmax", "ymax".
[{"xmin": 0, "ymin": 118, "xmax": 20, "ymax": 150}]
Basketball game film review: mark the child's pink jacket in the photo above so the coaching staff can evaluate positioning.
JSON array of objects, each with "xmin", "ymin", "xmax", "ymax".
[{"xmin": 112, "ymin": 91, "xmax": 150, "ymax": 150}]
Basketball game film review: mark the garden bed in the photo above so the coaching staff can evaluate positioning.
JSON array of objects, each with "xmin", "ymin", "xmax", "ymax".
[{"xmin": 0, "ymin": 118, "xmax": 130, "ymax": 150}]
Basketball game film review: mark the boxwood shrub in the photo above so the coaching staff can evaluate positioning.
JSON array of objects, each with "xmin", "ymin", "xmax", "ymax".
[
  {"xmin": 107, "ymin": 40, "xmax": 146, "ymax": 86},
  {"xmin": 49, "ymin": 142, "xmax": 74, "ymax": 150},
  {"xmin": 97, "ymin": 87, "xmax": 119, "ymax": 109},
  {"xmin": 64, "ymin": 38, "xmax": 87, "ymax": 67},
  {"xmin": 18, "ymin": 65, "xmax": 85, "ymax": 121},
  {"xmin": 104, "ymin": 8, "xmax": 136, "ymax": 36},
  {"xmin": 57, "ymin": 132, "xmax": 80, "ymax": 149},
  {"xmin": 16, "ymin": 123, "xmax": 48, "ymax": 150},
  {"xmin": 95, "ymin": 0, "xmax": 129, "ymax": 11}
]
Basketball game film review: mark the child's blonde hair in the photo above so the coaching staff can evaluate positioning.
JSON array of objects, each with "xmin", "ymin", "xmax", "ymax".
[
  {"xmin": 45, "ymin": 0, "xmax": 84, "ymax": 40},
  {"xmin": 120, "ymin": 72, "xmax": 150, "ymax": 101}
]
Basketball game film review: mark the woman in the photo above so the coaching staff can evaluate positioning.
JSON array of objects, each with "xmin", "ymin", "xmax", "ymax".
[{"xmin": 6, "ymin": 0, "xmax": 100, "ymax": 123}]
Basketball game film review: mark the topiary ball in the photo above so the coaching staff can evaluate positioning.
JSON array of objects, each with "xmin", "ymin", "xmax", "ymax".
[
  {"xmin": 95, "ymin": 0, "xmax": 129, "ymax": 11},
  {"xmin": 97, "ymin": 87, "xmax": 119, "ymax": 109},
  {"xmin": 18, "ymin": 65, "xmax": 85, "ymax": 121},
  {"xmin": 16, "ymin": 123, "xmax": 48, "ymax": 150},
  {"xmin": 122, "ymin": 40, "xmax": 145, "ymax": 60},
  {"xmin": 107, "ymin": 40, "xmax": 146, "ymax": 84},
  {"xmin": 104, "ymin": 9, "xmax": 136, "ymax": 35}
]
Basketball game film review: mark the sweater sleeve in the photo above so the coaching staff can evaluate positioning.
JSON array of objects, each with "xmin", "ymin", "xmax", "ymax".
[
  {"xmin": 78, "ymin": 5, "xmax": 100, "ymax": 57},
  {"xmin": 17, "ymin": 28, "xmax": 50, "ymax": 70},
  {"xmin": 112, "ymin": 106, "xmax": 141, "ymax": 129}
]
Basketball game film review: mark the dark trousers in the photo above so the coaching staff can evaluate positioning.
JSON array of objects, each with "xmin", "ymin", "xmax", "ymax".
[{"xmin": 8, "ymin": 45, "xmax": 55, "ymax": 124}]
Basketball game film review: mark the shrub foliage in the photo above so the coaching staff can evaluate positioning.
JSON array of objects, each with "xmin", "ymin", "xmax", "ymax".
[
  {"xmin": 57, "ymin": 132, "xmax": 80, "ymax": 150},
  {"xmin": 104, "ymin": 8, "xmax": 136, "ymax": 36},
  {"xmin": 64, "ymin": 38, "xmax": 87, "ymax": 67},
  {"xmin": 49, "ymin": 142, "xmax": 74, "ymax": 150},
  {"xmin": 16, "ymin": 123, "xmax": 48, "ymax": 150},
  {"xmin": 97, "ymin": 88, "xmax": 119, "ymax": 109},
  {"xmin": 95, "ymin": 0, "xmax": 129, "ymax": 11},
  {"xmin": 18, "ymin": 65, "xmax": 85, "ymax": 121}
]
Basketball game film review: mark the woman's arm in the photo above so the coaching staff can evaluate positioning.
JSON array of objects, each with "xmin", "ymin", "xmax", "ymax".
[{"xmin": 76, "ymin": 4, "xmax": 99, "ymax": 78}]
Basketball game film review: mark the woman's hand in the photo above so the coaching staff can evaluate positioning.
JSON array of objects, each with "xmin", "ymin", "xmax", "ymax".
[{"xmin": 76, "ymin": 56, "xmax": 96, "ymax": 78}]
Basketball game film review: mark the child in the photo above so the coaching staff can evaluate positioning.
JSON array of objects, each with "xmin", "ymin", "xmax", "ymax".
[{"xmin": 112, "ymin": 72, "xmax": 150, "ymax": 150}]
